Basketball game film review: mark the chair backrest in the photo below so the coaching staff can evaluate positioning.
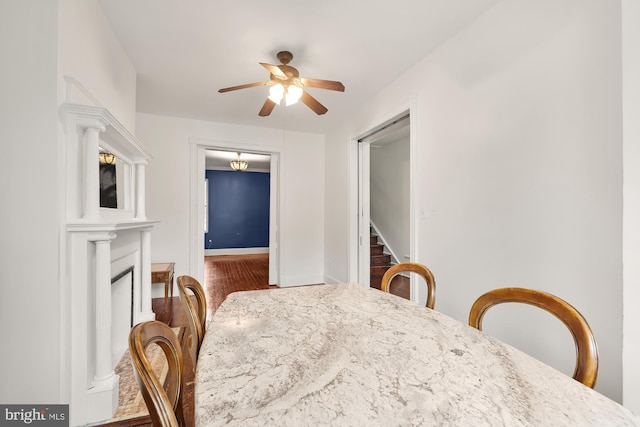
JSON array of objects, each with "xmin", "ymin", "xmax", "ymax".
[
  {"xmin": 177, "ymin": 275, "xmax": 208, "ymax": 365},
  {"xmin": 468, "ymin": 287, "xmax": 599, "ymax": 388},
  {"xmin": 128, "ymin": 320, "xmax": 185, "ymax": 427},
  {"xmin": 380, "ymin": 262, "xmax": 436, "ymax": 309}
]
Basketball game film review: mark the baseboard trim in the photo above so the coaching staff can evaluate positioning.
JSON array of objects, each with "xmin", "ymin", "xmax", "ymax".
[
  {"xmin": 204, "ymin": 247, "xmax": 269, "ymax": 256},
  {"xmin": 323, "ymin": 273, "xmax": 343, "ymax": 285}
]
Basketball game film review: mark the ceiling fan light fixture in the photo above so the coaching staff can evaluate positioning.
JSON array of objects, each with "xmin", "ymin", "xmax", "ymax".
[
  {"xmin": 285, "ymin": 85, "xmax": 302, "ymax": 106},
  {"xmin": 230, "ymin": 152, "xmax": 249, "ymax": 172},
  {"xmin": 218, "ymin": 51, "xmax": 344, "ymax": 117},
  {"xmin": 268, "ymin": 84, "xmax": 284, "ymax": 104}
]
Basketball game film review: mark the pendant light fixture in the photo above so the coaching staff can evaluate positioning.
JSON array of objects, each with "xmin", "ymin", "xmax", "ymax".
[
  {"xmin": 99, "ymin": 151, "xmax": 116, "ymax": 165},
  {"xmin": 230, "ymin": 152, "xmax": 248, "ymax": 172}
]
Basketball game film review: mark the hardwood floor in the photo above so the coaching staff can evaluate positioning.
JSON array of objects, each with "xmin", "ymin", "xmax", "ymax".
[
  {"xmin": 154, "ymin": 253, "xmax": 272, "ymax": 326},
  {"xmin": 202, "ymin": 253, "xmax": 272, "ymax": 312},
  {"xmin": 99, "ymin": 253, "xmax": 410, "ymax": 426},
  {"xmin": 383, "ymin": 275, "xmax": 410, "ymax": 300}
]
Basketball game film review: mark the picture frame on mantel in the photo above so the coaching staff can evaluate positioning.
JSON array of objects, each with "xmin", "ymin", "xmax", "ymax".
[{"xmin": 99, "ymin": 163, "xmax": 117, "ymax": 208}]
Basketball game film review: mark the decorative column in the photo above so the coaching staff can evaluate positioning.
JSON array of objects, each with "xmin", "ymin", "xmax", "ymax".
[
  {"xmin": 87, "ymin": 232, "xmax": 119, "ymax": 421},
  {"xmin": 80, "ymin": 120, "xmax": 106, "ymax": 221},
  {"xmin": 135, "ymin": 161, "xmax": 147, "ymax": 220},
  {"xmin": 138, "ymin": 228, "xmax": 156, "ymax": 321}
]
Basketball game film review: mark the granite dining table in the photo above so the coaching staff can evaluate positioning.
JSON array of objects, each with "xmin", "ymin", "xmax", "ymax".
[{"xmin": 194, "ymin": 283, "xmax": 640, "ymax": 426}]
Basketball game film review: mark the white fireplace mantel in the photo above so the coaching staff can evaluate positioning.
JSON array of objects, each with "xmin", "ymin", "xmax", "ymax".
[
  {"xmin": 60, "ymin": 92, "xmax": 158, "ymax": 425},
  {"xmin": 66, "ymin": 219, "xmax": 159, "ymax": 233},
  {"xmin": 59, "ymin": 102, "xmax": 152, "ymax": 222}
]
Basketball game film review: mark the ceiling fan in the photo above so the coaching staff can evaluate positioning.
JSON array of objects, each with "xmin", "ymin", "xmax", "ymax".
[{"xmin": 218, "ymin": 51, "xmax": 345, "ymax": 117}]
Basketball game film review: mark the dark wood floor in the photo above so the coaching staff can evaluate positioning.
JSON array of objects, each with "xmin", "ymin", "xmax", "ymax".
[
  {"xmin": 372, "ymin": 275, "xmax": 410, "ymax": 300},
  {"xmin": 155, "ymin": 253, "xmax": 272, "ymax": 328},
  {"xmin": 99, "ymin": 253, "xmax": 409, "ymax": 426}
]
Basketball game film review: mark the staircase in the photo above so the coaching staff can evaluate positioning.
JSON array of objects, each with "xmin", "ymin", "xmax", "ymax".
[
  {"xmin": 370, "ymin": 232, "xmax": 410, "ymax": 299},
  {"xmin": 370, "ymin": 233, "xmax": 392, "ymax": 290}
]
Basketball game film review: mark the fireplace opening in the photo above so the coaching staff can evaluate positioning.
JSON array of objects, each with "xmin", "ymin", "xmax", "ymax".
[
  {"xmin": 111, "ymin": 266, "xmax": 134, "ymax": 327},
  {"xmin": 111, "ymin": 265, "xmax": 134, "ymax": 367}
]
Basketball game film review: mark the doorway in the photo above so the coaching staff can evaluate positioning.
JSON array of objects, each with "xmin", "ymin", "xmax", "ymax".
[
  {"xmin": 203, "ymin": 150, "xmax": 271, "ymax": 255},
  {"xmin": 351, "ymin": 110, "xmax": 420, "ymax": 302},
  {"xmin": 189, "ymin": 141, "xmax": 281, "ymax": 286}
]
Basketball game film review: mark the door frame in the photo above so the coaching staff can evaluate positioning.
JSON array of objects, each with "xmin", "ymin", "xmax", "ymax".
[
  {"xmin": 348, "ymin": 100, "xmax": 420, "ymax": 302},
  {"xmin": 189, "ymin": 138, "xmax": 281, "ymax": 285},
  {"xmin": 357, "ymin": 140, "xmax": 371, "ymax": 286}
]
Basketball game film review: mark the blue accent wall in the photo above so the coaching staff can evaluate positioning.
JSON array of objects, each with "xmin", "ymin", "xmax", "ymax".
[{"xmin": 205, "ymin": 170, "xmax": 270, "ymax": 249}]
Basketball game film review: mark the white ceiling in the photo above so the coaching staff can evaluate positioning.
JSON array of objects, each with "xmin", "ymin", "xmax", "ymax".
[{"xmin": 98, "ymin": 0, "xmax": 500, "ymax": 135}]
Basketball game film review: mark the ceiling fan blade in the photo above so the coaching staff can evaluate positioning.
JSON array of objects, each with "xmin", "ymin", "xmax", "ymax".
[
  {"xmin": 260, "ymin": 62, "xmax": 287, "ymax": 79},
  {"xmin": 300, "ymin": 78, "xmax": 345, "ymax": 92},
  {"xmin": 218, "ymin": 81, "xmax": 273, "ymax": 93},
  {"xmin": 258, "ymin": 98, "xmax": 277, "ymax": 117},
  {"xmin": 300, "ymin": 91, "xmax": 328, "ymax": 115}
]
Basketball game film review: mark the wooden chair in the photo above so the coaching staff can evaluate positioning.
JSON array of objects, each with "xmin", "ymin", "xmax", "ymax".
[
  {"xmin": 177, "ymin": 275, "xmax": 208, "ymax": 366},
  {"xmin": 381, "ymin": 262, "xmax": 436, "ymax": 309},
  {"xmin": 468, "ymin": 287, "xmax": 599, "ymax": 388},
  {"xmin": 129, "ymin": 320, "xmax": 185, "ymax": 427}
]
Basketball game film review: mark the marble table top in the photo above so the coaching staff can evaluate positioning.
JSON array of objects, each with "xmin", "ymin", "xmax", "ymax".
[{"xmin": 195, "ymin": 283, "xmax": 640, "ymax": 426}]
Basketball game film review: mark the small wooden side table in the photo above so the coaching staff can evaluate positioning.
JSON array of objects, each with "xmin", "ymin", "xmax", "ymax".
[{"xmin": 151, "ymin": 262, "xmax": 175, "ymax": 306}]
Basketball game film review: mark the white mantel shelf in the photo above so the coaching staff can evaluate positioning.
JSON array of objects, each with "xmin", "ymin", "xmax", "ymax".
[
  {"xmin": 67, "ymin": 219, "xmax": 160, "ymax": 233},
  {"xmin": 59, "ymin": 103, "xmax": 152, "ymax": 162}
]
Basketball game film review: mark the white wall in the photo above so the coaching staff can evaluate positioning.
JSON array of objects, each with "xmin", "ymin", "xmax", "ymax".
[
  {"xmin": 136, "ymin": 112, "xmax": 325, "ymax": 287},
  {"xmin": 622, "ymin": 0, "xmax": 640, "ymax": 414},
  {"xmin": 58, "ymin": 0, "xmax": 137, "ymax": 129},
  {"xmin": 0, "ymin": 0, "xmax": 138, "ymax": 418},
  {"xmin": 326, "ymin": 0, "xmax": 624, "ymax": 402},
  {"xmin": 0, "ymin": 0, "xmax": 61, "ymax": 403}
]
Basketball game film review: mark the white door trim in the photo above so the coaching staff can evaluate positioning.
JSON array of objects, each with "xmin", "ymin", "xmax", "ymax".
[{"xmin": 358, "ymin": 141, "xmax": 371, "ymax": 286}]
